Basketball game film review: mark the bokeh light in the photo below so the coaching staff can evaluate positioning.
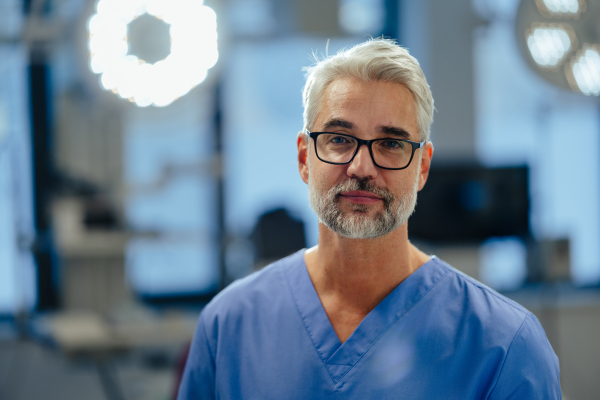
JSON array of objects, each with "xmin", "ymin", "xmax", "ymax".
[
  {"xmin": 535, "ymin": 0, "xmax": 584, "ymax": 16},
  {"xmin": 338, "ymin": 0, "xmax": 384, "ymax": 36},
  {"xmin": 526, "ymin": 25, "xmax": 574, "ymax": 67},
  {"xmin": 87, "ymin": 0, "xmax": 218, "ymax": 107},
  {"xmin": 568, "ymin": 45, "xmax": 600, "ymax": 96}
]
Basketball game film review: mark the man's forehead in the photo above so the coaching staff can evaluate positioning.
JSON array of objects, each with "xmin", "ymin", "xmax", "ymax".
[
  {"xmin": 323, "ymin": 76, "xmax": 415, "ymax": 101},
  {"xmin": 315, "ymin": 78, "xmax": 419, "ymax": 139}
]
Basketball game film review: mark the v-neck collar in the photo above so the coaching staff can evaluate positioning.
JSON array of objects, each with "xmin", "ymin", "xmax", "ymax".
[{"xmin": 284, "ymin": 250, "xmax": 449, "ymax": 384}]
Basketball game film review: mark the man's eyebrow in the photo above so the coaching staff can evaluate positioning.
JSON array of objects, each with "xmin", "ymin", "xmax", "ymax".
[
  {"xmin": 321, "ymin": 120, "xmax": 414, "ymax": 139},
  {"xmin": 378, "ymin": 125, "xmax": 412, "ymax": 139},
  {"xmin": 322, "ymin": 119, "xmax": 355, "ymax": 131}
]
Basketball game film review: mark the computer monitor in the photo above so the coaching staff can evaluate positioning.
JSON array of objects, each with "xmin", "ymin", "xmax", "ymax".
[{"xmin": 409, "ymin": 165, "xmax": 530, "ymax": 243}]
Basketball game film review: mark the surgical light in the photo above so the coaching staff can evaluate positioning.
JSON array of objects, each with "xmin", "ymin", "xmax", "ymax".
[
  {"xmin": 567, "ymin": 45, "xmax": 600, "ymax": 95},
  {"xmin": 526, "ymin": 25, "xmax": 574, "ymax": 67},
  {"xmin": 535, "ymin": 0, "xmax": 585, "ymax": 16},
  {"xmin": 87, "ymin": 0, "xmax": 218, "ymax": 107},
  {"xmin": 516, "ymin": 0, "xmax": 600, "ymax": 97}
]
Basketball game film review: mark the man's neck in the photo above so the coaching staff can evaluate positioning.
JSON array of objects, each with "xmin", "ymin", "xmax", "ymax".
[{"xmin": 304, "ymin": 223, "xmax": 430, "ymax": 342}]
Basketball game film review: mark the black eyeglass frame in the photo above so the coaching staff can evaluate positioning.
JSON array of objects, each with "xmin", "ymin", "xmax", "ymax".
[{"xmin": 306, "ymin": 130, "xmax": 426, "ymax": 171}]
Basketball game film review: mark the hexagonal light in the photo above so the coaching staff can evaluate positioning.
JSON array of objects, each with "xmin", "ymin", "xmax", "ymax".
[
  {"xmin": 526, "ymin": 24, "xmax": 575, "ymax": 67},
  {"xmin": 87, "ymin": 0, "xmax": 218, "ymax": 107},
  {"xmin": 567, "ymin": 45, "xmax": 600, "ymax": 95},
  {"xmin": 517, "ymin": 0, "xmax": 600, "ymax": 97},
  {"xmin": 535, "ymin": 0, "xmax": 586, "ymax": 17}
]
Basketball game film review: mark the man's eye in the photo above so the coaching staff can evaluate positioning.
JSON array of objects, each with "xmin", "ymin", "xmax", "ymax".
[
  {"xmin": 330, "ymin": 136, "xmax": 349, "ymax": 144},
  {"xmin": 382, "ymin": 140, "xmax": 403, "ymax": 149}
]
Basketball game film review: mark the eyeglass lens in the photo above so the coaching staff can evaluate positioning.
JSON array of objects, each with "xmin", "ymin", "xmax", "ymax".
[{"xmin": 316, "ymin": 133, "xmax": 413, "ymax": 169}]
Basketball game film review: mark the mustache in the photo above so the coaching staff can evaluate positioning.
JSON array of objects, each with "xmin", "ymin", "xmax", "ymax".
[{"xmin": 332, "ymin": 178, "xmax": 394, "ymax": 207}]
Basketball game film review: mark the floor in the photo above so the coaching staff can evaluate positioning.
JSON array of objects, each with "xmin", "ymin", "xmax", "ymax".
[{"xmin": 0, "ymin": 334, "xmax": 182, "ymax": 400}]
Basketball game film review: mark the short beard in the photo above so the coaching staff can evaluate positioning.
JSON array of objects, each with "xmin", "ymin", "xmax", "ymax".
[{"xmin": 308, "ymin": 174, "xmax": 419, "ymax": 240}]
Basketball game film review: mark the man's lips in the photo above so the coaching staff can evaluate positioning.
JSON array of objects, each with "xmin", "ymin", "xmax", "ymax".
[{"xmin": 339, "ymin": 190, "xmax": 383, "ymax": 204}]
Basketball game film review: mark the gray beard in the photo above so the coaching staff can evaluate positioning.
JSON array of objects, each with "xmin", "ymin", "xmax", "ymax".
[{"xmin": 308, "ymin": 174, "xmax": 419, "ymax": 240}]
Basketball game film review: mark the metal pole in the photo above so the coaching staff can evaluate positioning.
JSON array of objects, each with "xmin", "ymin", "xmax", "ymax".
[
  {"xmin": 29, "ymin": 50, "xmax": 59, "ymax": 311},
  {"xmin": 214, "ymin": 80, "xmax": 227, "ymax": 290},
  {"xmin": 382, "ymin": 0, "xmax": 401, "ymax": 41}
]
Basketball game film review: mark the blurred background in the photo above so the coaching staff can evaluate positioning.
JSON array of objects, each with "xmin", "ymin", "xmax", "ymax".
[{"xmin": 0, "ymin": 0, "xmax": 599, "ymax": 398}]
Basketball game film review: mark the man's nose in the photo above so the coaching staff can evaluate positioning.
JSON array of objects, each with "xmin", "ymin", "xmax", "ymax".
[{"xmin": 346, "ymin": 144, "xmax": 378, "ymax": 180}]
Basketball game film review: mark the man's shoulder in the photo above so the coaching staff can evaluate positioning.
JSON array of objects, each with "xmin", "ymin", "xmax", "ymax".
[
  {"xmin": 430, "ymin": 256, "xmax": 559, "ymax": 386},
  {"xmin": 430, "ymin": 258, "xmax": 561, "ymax": 397},
  {"xmin": 429, "ymin": 256, "xmax": 533, "ymax": 334},
  {"xmin": 201, "ymin": 250, "xmax": 304, "ymax": 320}
]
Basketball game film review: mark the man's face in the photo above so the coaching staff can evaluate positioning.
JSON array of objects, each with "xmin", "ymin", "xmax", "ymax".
[{"xmin": 299, "ymin": 77, "xmax": 432, "ymax": 239}]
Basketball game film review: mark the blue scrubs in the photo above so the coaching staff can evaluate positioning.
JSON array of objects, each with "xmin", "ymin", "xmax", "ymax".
[{"xmin": 178, "ymin": 250, "xmax": 561, "ymax": 399}]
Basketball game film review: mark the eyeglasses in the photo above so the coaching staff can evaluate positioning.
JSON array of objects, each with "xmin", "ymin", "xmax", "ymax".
[{"xmin": 306, "ymin": 130, "xmax": 425, "ymax": 170}]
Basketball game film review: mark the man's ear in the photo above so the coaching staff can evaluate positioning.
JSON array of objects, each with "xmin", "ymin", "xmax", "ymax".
[
  {"xmin": 417, "ymin": 141, "xmax": 433, "ymax": 191},
  {"xmin": 297, "ymin": 133, "xmax": 309, "ymax": 184}
]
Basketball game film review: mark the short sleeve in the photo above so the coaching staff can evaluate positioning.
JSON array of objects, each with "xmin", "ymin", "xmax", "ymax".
[
  {"xmin": 488, "ymin": 312, "xmax": 561, "ymax": 400},
  {"xmin": 177, "ymin": 313, "xmax": 216, "ymax": 400}
]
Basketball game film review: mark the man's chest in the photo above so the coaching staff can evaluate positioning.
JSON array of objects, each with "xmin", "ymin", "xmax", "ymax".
[{"xmin": 211, "ymin": 317, "xmax": 499, "ymax": 400}]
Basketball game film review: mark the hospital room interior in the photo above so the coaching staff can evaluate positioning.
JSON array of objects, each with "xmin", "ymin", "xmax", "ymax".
[{"xmin": 1, "ymin": 0, "xmax": 600, "ymax": 398}]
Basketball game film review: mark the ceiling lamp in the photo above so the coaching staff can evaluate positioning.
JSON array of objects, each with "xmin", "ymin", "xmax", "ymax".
[
  {"xmin": 87, "ymin": 0, "xmax": 219, "ymax": 107},
  {"xmin": 534, "ymin": 0, "xmax": 586, "ymax": 17},
  {"xmin": 517, "ymin": 0, "xmax": 600, "ymax": 97}
]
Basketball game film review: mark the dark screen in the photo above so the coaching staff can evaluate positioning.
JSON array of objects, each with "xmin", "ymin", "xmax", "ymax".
[{"xmin": 409, "ymin": 166, "xmax": 530, "ymax": 243}]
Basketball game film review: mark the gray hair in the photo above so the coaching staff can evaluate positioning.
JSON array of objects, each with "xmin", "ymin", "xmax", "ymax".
[{"xmin": 302, "ymin": 38, "xmax": 434, "ymax": 142}]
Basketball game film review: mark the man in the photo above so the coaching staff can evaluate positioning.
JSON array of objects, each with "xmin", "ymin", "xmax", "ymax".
[{"xmin": 178, "ymin": 39, "xmax": 560, "ymax": 399}]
